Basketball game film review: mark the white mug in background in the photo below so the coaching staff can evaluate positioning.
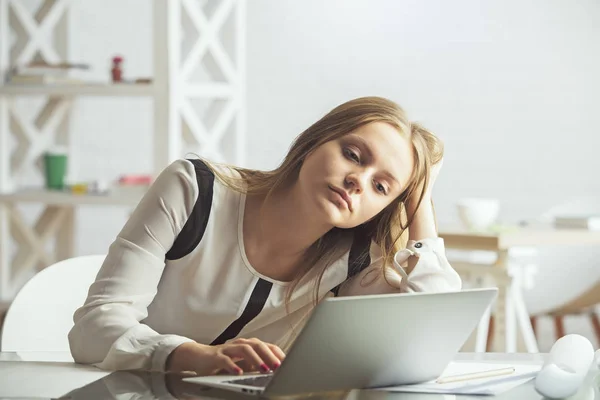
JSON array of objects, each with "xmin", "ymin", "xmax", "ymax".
[{"xmin": 456, "ymin": 198, "xmax": 500, "ymax": 232}]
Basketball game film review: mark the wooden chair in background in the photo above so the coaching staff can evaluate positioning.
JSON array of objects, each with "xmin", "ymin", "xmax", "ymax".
[
  {"xmin": 485, "ymin": 280, "xmax": 600, "ymax": 351},
  {"xmin": 530, "ymin": 280, "xmax": 600, "ymax": 344}
]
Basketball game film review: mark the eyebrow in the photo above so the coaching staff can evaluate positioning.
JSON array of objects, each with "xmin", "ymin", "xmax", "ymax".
[{"xmin": 347, "ymin": 134, "xmax": 401, "ymax": 188}]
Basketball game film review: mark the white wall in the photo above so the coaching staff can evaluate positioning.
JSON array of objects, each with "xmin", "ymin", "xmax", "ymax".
[
  {"xmin": 245, "ymin": 0, "xmax": 600, "ymax": 227},
  {"xmin": 10, "ymin": 1, "xmax": 600, "ymax": 324},
  {"xmin": 243, "ymin": 0, "xmax": 600, "ymax": 318}
]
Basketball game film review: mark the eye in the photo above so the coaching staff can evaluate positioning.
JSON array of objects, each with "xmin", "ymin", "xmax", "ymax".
[
  {"xmin": 343, "ymin": 147, "xmax": 360, "ymax": 163},
  {"xmin": 374, "ymin": 181, "xmax": 388, "ymax": 195}
]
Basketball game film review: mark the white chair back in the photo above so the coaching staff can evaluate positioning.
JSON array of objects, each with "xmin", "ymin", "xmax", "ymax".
[{"xmin": 0, "ymin": 255, "xmax": 105, "ymax": 353}]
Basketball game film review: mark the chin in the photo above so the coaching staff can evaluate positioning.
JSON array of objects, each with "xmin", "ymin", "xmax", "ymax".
[
  {"xmin": 313, "ymin": 190, "xmax": 358, "ymax": 228},
  {"xmin": 333, "ymin": 220, "xmax": 358, "ymax": 230},
  {"xmin": 316, "ymin": 198, "xmax": 345, "ymax": 224},
  {"xmin": 324, "ymin": 205, "xmax": 359, "ymax": 229}
]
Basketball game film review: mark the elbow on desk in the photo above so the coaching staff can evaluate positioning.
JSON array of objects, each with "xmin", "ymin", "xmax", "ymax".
[
  {"xmin": 68, "ymin": 325, "xmax": 98, "ymax": 365},
  {"xmin": 67, "ymin": 318, "xmax": 112, "ymax": 366}
]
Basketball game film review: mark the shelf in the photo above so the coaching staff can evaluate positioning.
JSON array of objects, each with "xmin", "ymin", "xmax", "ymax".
[
  {"xmin": 0, "ymin": 83, "xmax": 155, "ymax": 97},
  {"xmin": 0, "ymin": 186, "xmax": 148, "ymax": 206}
]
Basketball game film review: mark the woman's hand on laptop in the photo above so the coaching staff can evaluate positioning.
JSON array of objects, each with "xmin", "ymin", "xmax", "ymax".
[{"xmin": 167, "ymin": 338, "xmax": 285, "ymax": 376}]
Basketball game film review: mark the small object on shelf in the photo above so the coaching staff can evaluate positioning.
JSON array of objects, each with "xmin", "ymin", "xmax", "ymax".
[
  {"xmin": 14, "ymin": 61, "xmax": 90, "ymax": 72},
  {"xmin": 111, "ymin": 55, "xmax": 124, "ymax": 82},
  {"xmin": 7, "ymin": 74, "xmax": 84, "ymax": 85},
  {"xmin": 118, "ymin": 174, "xmax": 153, "ymax": 186},
  {"xmin": 62, "ymin": 179, "xmax": 110, "ymax": 196},
  {"xmin": 88, "ymin": 180, "xmax": 110, "ymax": 194},
  {"xmin": 70, "ymin": 182, "xmax": 88, "ymax": 195},
  {"xmin": 11, "ymin": 61, "xmax": 90, "ymax": 76},
  {"xmin": 7, "ymin": 61, "xmax": 88, "ymax": 85},
  {"xmin": 43, "ymin": 147, "xmax": 68, "ymax": 190}
]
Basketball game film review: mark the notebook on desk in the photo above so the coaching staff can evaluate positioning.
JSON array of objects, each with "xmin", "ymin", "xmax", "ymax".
[{"xmin": 375, "ymin": 361, "xmax": 543, "ymax": 395}]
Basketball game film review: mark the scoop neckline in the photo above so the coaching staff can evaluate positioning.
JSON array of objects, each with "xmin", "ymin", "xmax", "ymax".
[{"xmin": 237, "ymin": 192, "xmax": 291, "ymax": 287}]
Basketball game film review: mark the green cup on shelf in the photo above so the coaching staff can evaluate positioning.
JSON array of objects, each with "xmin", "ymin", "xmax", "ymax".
[{"xmin": 43, "ymin": 147, "xmax": 68, "ymax": 190}]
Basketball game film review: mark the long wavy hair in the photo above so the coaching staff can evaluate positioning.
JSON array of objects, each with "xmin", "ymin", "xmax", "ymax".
[{"xmin": 204, "ymin": 96, "xmax": 443, "ymax": 307}]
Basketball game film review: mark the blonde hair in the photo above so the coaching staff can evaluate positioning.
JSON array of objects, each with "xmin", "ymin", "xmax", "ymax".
[{"xmin": 205, "ymin": 96, "xmax": 443, "ymax": 307}]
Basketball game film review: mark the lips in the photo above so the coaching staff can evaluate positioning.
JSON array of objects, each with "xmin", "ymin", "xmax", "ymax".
[{"xmin": 329, "ymin": 185, "xmax": 353, "ymax": 211}]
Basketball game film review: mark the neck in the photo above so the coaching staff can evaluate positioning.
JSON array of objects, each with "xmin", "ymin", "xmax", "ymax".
[{"xmin": 248, "ymin": 183, "xmax": 333, "ymax": 260}]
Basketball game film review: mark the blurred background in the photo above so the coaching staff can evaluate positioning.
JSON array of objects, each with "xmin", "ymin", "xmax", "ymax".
[{"xmin": 1, "ymin": 0, "xmax": 599, "ymax": 352}]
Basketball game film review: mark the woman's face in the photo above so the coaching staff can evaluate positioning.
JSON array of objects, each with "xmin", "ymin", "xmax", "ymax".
[{"xmin": 298, "ymin": 122, "xmax": 415, "ymax": 229}]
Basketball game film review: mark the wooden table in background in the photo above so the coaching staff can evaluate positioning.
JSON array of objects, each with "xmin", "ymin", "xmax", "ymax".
[{"xmin": 439, "ymin": 227, "xmax": 600, "ymax": 353}]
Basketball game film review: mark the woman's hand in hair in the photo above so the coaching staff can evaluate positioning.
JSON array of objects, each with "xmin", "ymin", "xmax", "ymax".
[
  {"xmin": 166, "ymin": 338, "xmax": 286, "ymax": 376},
  {"xmin": 425, "ymin": 157, "xmax": 443, "ymax": 198},
  {"xmin": 405, "ymin": 157, "xmax": 442, "ymax": 243},
  {"xmin": 407, "ymin": 157, "xmax": 443, "ymax": 216}
]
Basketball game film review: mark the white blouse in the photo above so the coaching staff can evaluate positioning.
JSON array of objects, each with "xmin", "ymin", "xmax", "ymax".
[{"xmin": 68, "ymin": 159, "xmax": 462, "ymax": 371}]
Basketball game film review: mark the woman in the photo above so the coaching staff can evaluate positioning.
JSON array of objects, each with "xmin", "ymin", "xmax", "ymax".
[{"xmin": 68, "ymin": 96, "xmax": 461, "ymax": 376}]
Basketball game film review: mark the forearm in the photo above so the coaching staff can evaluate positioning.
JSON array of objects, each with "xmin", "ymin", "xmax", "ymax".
[
  {"xmin": 408, "ymin": 195, "xmax": 438, "ymax": 241},
  {"xmin": 406, "ymin": 195, "xmax": 438, "ymax": 272},
  {"xmin": 69, "ymin": 160, "xmax": 199, "ymax": 371}
]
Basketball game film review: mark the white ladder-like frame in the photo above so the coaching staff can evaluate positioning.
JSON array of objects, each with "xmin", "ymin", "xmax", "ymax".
[
  {"xmin": 154, "ymin": 0, "xmax": 246, "ymax": 168},
  {"xmin": 0, "ymin": 0, "xmax": 246, "ymax": 300}
]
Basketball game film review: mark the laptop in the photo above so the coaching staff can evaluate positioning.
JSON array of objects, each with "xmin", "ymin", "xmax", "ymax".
[{"xmin": 184, "ymin": 288, "xmax": 498, "ymax": 396}]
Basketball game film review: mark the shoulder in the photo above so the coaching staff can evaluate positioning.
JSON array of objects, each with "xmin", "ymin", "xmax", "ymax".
[
  {"xmin": 137, "ymin": 159, "xmax": 200, "ymax": 212},
  {"xmin": 147, "ymin": 159, "xmax": 222, "ymax": 214},
  {"xmin": 158, "ymin": 158, "xmax": 237, "ymax": 192},
  {"xmin": 157, "ymin": 159, "xmax": 198, "ymax": 183}
]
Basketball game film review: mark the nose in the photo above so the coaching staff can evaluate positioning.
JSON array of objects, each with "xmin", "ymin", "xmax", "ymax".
[{"xmin": 344, "ymin": 172, "xmax": 367, "ymax": 194}]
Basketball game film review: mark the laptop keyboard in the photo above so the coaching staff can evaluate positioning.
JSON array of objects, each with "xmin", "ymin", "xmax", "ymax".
[{"xmin": 223, "ymin": 375, "xmax": 273, "ymax": 387}]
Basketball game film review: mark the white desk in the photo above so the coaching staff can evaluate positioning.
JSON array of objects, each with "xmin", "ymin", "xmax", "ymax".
[{"xmin": 3, "ymin": 351, "xmax": 597, "ymax": 399}]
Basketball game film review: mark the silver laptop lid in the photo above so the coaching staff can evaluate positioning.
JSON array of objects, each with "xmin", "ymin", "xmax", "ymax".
[{"xmin": 265, "ymin": 288, "xmax": 498, "ymax": 396}]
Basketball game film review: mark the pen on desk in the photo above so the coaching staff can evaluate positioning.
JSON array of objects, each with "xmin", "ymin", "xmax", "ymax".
[{"xmin": 436, "ymin": 367, "xmax": 516, "ymax": 384}]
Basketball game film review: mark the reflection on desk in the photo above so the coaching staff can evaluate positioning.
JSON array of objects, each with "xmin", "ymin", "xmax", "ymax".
[
  {"xmin": 60, "ymin": 370, "xmax": 360, "ymax": 400},
  {"xmin": 59, "ymin": 368, "xmax": 600, "ymax": 400},
  {"xmin": 1, "ymin": 352, "xmax": 598, "ymax": 400}
]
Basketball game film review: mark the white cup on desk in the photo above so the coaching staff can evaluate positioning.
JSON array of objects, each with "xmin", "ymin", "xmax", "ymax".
[{"xmin": 457, "ymin": 198, "xmax": 500, "ymax": 232}]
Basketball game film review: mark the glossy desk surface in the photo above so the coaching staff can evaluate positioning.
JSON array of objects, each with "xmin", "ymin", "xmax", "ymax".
[{"xmin": 1, "ymin": 351, "xmax": 598, "ymax": 399}]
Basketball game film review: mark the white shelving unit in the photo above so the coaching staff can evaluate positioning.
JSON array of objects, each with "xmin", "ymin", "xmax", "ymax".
[
  {"xmin": 0, "ymin": 186, "xmax": 150, "ymax": 207},
  {"xmin": 0, "ymin": 83, "xmax": 157, "ymax": 97},
  {"xmin": 0, "ymin": 0, "xmax": 247, "ymax": 301}
]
